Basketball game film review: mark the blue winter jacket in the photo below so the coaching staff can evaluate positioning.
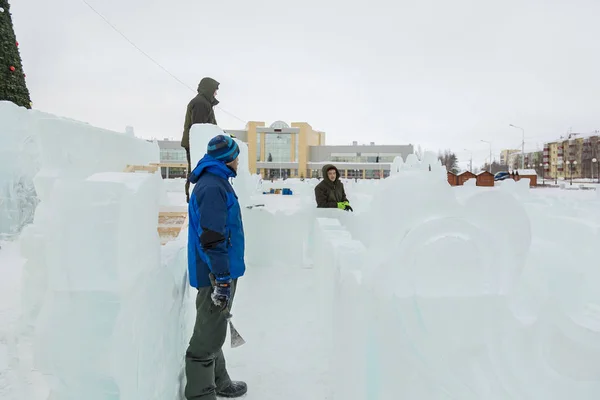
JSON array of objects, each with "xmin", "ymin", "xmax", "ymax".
[{"xmin": 187, "ymin": 155, "xmax": 246, "ymax": 288}]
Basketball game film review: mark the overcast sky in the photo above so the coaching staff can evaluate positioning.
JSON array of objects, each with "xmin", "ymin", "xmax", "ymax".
[{"xmin": 11, "ymin": 0, "xmax": 600, "ymax": 169}]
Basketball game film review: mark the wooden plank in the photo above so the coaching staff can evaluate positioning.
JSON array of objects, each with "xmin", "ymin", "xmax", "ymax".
[
  {"xmin": 150, "ymin": 162, "xmax": 188, "ymax": 168},
  {"xmin": 158, "ymin": 226, "xmax": 185, "ymax": 233},
  {"xmin": 124, "ymin": 164, "xmax": 159, "ymax": 173},
  {"xmin": 159, "ymin": 211, "xmax": 188, "ymax": 217}
]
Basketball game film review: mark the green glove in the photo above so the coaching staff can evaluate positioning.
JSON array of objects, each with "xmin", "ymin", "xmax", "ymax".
[{"xmin": 337, "ymin": 202, "xmax": 347, "ymax": 210}]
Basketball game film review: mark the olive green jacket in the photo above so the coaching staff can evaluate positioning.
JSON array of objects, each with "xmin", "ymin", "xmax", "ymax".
[
  {"xmin": 315, "ymin": 164, "xmax": 348, "ymax": 208},
  {"xmin": 181, "ymin": 77, "xmax": 220, "ymax": 149}
]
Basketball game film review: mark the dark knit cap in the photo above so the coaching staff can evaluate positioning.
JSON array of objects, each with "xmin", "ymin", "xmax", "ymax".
[{"xmin": 207, "ymin": 135, "xmax": 240, "ymax": 163}]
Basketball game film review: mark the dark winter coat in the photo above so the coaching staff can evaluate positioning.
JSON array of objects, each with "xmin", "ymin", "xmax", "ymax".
[
  {"xmin": 315, "ymin": 164, "xmax": 348, "ymax": 208},
  {"xmin": 181, "ymin": 78, "xmax": 220, "ymax": 149}
]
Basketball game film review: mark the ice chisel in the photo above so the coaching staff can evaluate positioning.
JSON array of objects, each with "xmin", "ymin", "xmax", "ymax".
[{"xmin": 224, "ymin": 311, "xmax": 246, "ymax": 348}]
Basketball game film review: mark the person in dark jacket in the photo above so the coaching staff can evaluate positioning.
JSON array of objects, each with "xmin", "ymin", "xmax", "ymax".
[
  {"xmin": 182, "ymin": 77, "xmax": 220, "ymax": 203},
  {"xmin": 185, "ymin": 134, "xmax": 247, "ymax": 400},
  {"xmin": 314, "ymin": 164, "xmax": 353, "ymax": 211}
]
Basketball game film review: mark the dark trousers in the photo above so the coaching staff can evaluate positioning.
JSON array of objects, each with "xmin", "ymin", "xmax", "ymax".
[
  {"xmin": 185, "ymin": 147, "xmax": 191, "ymax": 203},
  {"xmin": 184, "ymin": 280, "xmax": 237, "ymax": 400}
]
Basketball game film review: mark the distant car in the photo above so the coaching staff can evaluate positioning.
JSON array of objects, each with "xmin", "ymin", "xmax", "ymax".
[{"xmin": 494, "ymin": 171, "xmax": 511, "ymax": 181}]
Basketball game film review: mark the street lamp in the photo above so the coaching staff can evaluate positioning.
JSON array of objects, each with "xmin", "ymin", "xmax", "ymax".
[
  {"xmin": 552, "ymin": 162, "xmax": 557, "ymax": 184},
  {"xmin": 593, "ymin": 158, "xmax": 598, "ymax": 183},
  {"xmin": 509, "ymin": 124, "xmax": 525, "ymax": 169},
  {"xmin": 573, "ymin": 160, "xmax": 578, "ymax": 185},
  {"xmin": 481, "ymin": 140, "xmax": 492, "ymax": 173},
  {"xmin": 276, "ymin": 134, "xmax": 284, "ymax": 179},
  {"xmin": 464, "ymin": 149, "xmax": 473, "ymax": 172},
  {"xmin": 542, "ymin": 163, "xmax": 547, "ymax": 185},
  {"xmin": 566, "ymin": 160, "xmax": 571, "ymax": 185}
]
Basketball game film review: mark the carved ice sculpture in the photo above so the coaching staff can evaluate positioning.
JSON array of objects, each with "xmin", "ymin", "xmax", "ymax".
[{"xmin": 328, "ymin": 166, "xmax": 600, "ymax": 400}]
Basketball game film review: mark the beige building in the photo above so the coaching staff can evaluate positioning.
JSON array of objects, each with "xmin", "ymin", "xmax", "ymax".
[
  {"xmin": 500, "ymin": 149, "xmax": 520, "ymax": 166},
  {"xmin": 544, "ymin": 134, "xmax": 599, "ymax": 180},
  {"xmin": 225, "ymin": 121, "xmax": 325, "ymax": 179},
  {"xmin": 157, "ymin": 120, "xmax": 413, "ymax": 179},
  {"xmin": 226, "ymin": 121, "xmax": 413, "ymax": 179}
]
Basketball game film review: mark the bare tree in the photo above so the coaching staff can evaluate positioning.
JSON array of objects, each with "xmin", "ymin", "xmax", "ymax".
[{"xmin": 480, "ymin": 161, "xmax": 507, "ymax": 174}]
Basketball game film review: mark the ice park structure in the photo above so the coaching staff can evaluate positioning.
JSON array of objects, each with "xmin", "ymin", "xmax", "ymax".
[{"xmin": 1, "ymin": 99, "xmax": 600, "ymax": 399}]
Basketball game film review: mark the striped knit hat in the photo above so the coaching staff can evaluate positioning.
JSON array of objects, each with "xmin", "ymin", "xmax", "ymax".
[{"xmin": 207, "ymin": 135, "xmax": 240, "ymax": 163}]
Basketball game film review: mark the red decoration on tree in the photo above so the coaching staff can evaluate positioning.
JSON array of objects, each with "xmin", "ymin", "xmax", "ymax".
[
  {"xmin": 16, "ymin": 41, "xmax": 19, "ymax": 47},
  {"xmin": 23, "ymin": 73, "xmax": 26, "ymax": 77},
  {"xmin": 9, "ymin": 66, "xmax": 16, "ymax": 71}
]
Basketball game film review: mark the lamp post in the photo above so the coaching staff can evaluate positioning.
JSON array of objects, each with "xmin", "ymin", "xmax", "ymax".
[
  {"xmin": 481, "ymin": 140, "xmax": 492, "ymax": 173},
  {"xmin": 464, "ymin": 149, "xmax": 473, "ymax": 172},
  {"xmin": 540, "ymin": 163, "xmax": 545, "ymax": 185},
  {"xmin": 566, "ymin": 160, "xmax": 571, "ymax": 185},
  {"xmin": 593, "ymin": 158, "xmax": 598, "ymax": 183},
  {"xmin": 573, "ymin": 160, "xmax": 578, "ymax": 185},
  {"xmin": 552, "ymin": 162, "xmax": 557, "ymax": 184},
  {"xmin": 509, "ymin": 124, "xmax": 525, "ymax": 169}
]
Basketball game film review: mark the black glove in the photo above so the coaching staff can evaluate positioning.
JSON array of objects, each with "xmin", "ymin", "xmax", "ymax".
[
  {"xmin": 211, "ymin": 279, "xmax": 232, "ymax": 308},
  {"xmin": 345, "ymin": 205, "xmax": 353, "ymax": 212}
]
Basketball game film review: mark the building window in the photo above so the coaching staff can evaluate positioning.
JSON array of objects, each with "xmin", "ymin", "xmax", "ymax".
[
  {"xmin": 330, "ymin": 154, "xmax": 398, "ymax": 163},
  {"xmin": 160, "ymin": 166, "xmax": 187, "ymax": 179},
  {"xmin": 160, "ymin": 148, "xmax": 186, "ymax": 162},
  {"xmin": 365, "ymin": 170, "xmax": 380, "ymax": 179},
  {"xmin": 347, "ymin": 169, "xmax": 364, "ymax": 179},
  {"xmin": 265, "ymin": 168, "xmax": 291, "ymax": 179},
  {"xmin": 264, "ymin": 133, "xmax": 292, "ymax": 162}
]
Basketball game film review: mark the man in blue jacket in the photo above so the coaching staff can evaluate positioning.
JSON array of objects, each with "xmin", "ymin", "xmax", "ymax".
[{"xmin": 185, "ymin": 134, "xmax": 247, "ymax": 399}]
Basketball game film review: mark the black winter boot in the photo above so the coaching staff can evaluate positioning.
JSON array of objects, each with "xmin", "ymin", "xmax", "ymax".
[{"xmin": 217, "ymin": 381, "xmax": 247, "ymax": 398}]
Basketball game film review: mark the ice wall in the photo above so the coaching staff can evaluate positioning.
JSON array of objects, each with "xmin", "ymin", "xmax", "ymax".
[
  {"xmin": 317, "ymin": 168, "xmax": 600, "ymax": 399},
  {"xmin": 0, "ymin": 102, "xmax": 52, "ymax": 238},
  {"xmin": 4, "ymin": 106, "xmax": 189, "ymax": 399},
  {"xmin": 0, "ymin": 101, "xmax": 159, "ymax": 239},
  {"xmin": 17, "ymin": 172, "xmax": 193, "ymax": 400},
  {"xmin": 33, "ymin": 117, "xmax": 158, "ymax": 202},
  {"xmin": 250, "ymin": 157, "xmax": 600, "ymax": 399}
]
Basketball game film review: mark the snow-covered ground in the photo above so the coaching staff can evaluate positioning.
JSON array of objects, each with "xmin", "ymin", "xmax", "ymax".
[{"xmin": 2, "ymin": 101, "xmax": 600, "ymax": 399}]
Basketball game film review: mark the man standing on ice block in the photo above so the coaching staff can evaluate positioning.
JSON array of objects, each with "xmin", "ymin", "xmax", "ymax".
[
  {"xmin": 185, "ymin": 134, "xmax": 247, "ymax": 399},
  {"xmin": 181, "ymin": 77, "xmax": 220, "ymax": 203},
  {"xmin": 315, "ymin": 164, "xmax": 353, "ymax": 211}
]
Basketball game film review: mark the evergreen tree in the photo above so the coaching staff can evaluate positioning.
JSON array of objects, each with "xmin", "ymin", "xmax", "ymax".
[
  {"xmin": 438, "ymin": 149, "xmax": 459, "ymax": 174},
  {"xmin": 0, "ymin": 0, "xmax": 32, "ymax": 108}
]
